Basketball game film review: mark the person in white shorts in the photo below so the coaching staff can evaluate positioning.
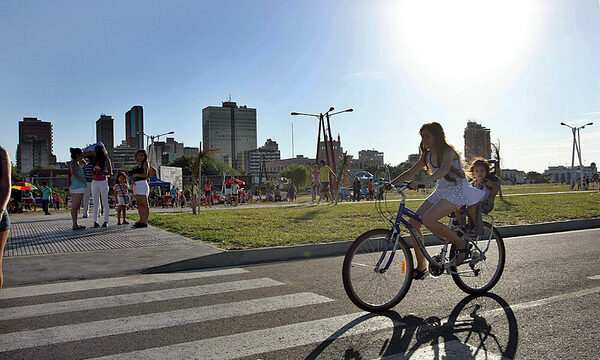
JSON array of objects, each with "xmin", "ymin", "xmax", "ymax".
[{"xmin": 130, "ymin": 150, "xmax": 150, "ymax": 228}]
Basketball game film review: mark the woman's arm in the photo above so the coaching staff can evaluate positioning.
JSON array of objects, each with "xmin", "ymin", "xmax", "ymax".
[
  {"xmin": 391, "ymin": 157, "xmax": 425, "ymax": 185},
  {"xmin": 0, "ymin": 147, "xmax": 11, "ymax": 214},
  {"xmin": 71, "ymin": 162, "xmax": 86, "ymax": 183},
  {"xmin": 104, "ymin": 159, "xmax": 113, "ymax": 176}
]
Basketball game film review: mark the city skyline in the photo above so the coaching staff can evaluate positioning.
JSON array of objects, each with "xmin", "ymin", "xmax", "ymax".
[{"xmin": 1, "ymin": 1, "xmax": 599, "ymax": 173}]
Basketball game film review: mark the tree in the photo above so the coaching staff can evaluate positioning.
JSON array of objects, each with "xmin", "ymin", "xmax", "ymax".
[
  {"xmin": 526, "ymin": 171, "xmax": 550, "ymax": 184},
  {"xmin": 280, "ymin": 164, "xmax": 310, "ymax": 188},
  {"xmin": 168, "ymin": 156, "xmax": 194, "ymax": 175},
  {"xmin": 11, "ymin": 166, "xmax": 22, "ymax": 182},
  {"xmin": 491, "ymin": 139, "xmax": 503, "ymax": 198}
]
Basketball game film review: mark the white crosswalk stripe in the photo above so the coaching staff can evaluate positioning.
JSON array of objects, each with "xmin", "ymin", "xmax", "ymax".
[{"xmin": 0, "ymin": 268, "xmax": 248, "ymax": 299}]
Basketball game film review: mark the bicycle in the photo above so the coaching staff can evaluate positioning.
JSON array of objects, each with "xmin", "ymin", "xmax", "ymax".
[{"xmin": 342, "ymin": 182, "xmax": 505, "ymax": 312}]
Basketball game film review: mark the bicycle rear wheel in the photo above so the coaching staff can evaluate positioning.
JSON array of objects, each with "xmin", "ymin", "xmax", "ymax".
[
  {"xmin": 451, "ymin": 221, "xmax": 505, "ymax": 294},
  {"xmin": 342, "ymin": 229, "xmax": 413, "ymax": 312}
]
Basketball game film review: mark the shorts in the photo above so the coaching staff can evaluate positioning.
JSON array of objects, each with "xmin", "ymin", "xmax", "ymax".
[
  {"xmin": 0, "ymin": 209, "xmax": 10, "ymax": 232},
  {"xmin": 134, "ymin": 180, "xmax": 150, "ymax": 196},
  {"xmin": 70, "ymin": 187, "xmax": 85, "ymax": 195},
  {"xmin": 116, "ymin": 196, "xmax": 127, "ymax": 206},
  {"xmin": 320, "ymin": 182, "xmax": 330, "ymax": 193}
]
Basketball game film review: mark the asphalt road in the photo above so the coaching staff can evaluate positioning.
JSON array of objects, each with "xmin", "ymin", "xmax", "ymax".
[{"xmin": 0, "ymin": 228, "xmax": 598, "ymax": 359}]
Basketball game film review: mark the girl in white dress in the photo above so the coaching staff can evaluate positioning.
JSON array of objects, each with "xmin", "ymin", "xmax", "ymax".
[{"xmin": 391, "ymin": 122, "xmax": 485, "ymax": 279}]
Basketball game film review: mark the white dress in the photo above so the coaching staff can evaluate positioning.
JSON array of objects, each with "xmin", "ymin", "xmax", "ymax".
[{"xmin": 425, "ymin": 154, "xmax": 485, "ymax": 207}]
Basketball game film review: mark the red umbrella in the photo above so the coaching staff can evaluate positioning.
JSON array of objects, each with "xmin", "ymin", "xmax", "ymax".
[{"xmin": 224, "ymin": 178, "xmax": 245, "ymax": 185}]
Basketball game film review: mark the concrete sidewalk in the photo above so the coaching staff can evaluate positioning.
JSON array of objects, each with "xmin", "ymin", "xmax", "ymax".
[{"xmin": 2, "ymin": 213, "xmax": 599, "ymax": 287}]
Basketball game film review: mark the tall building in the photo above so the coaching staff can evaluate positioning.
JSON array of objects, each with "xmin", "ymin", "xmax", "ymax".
[
  {"xmin": 359, "ymin": 149, "xmax": 384, "ymax": 166},
  {"xmin": 112, "ymin": 141, "xmax": 139, "ymax": 175},
  {"xmin": 245, "ymin": 139, "xmax": 281, "ymax": 174},
  {"xmin": 17, "ymin": 117, "xmax": 56, "ymax": 174},
  {"xmin": 125, "ymin": 105, "xmax": 144, "ymax": 149},
  {"xmin": 464, "ymin": 121, "xmax": 491, "ymax": 162},
  {"xmin": 203, "ymin": 101, "xmax": 257, "ymax": 171},
  {"xmin": 96, "ymin": 114, "xmax": 114, "ymax": 158}
]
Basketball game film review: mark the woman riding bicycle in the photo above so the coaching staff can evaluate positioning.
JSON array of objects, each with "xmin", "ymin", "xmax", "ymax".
[{"xmin": 391, "ymin": 122, "xmax": 485, "ymax": 280}]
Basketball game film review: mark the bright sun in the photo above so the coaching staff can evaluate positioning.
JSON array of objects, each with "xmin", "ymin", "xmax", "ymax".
[{"xmin": 384, "ymin": 1, "xmax": 542, "ymax": 84}]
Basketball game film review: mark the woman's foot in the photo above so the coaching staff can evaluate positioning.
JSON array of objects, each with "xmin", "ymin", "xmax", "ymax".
[
  {"xmin": 133, "ymin": 222, "xmax": 147, "ymax": 228},
  {"xmin": 450, "ymin": 243, "xmax": 472, "ymax": 267},
  {"xmin": 94, "ymin": 222, "xmax": 100, "ymax": 228},
  {"xmin": 101, "ymin": 222, "xmax": 108, "ymax": 228},
  {"xmin": 72, "ymin": 225, "xmax": 86, "ymax": 230},
  {"xmin": 412, "ymin": 268, "xmax": 428, "ymax": 280}
]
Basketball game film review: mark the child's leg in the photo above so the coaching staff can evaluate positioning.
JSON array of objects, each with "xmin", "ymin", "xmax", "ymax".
[
  {"xmin": 117, "ymin": 206, "xmax": 122, "ymax": 224},
  {"xmin": 122, "ymin": 206, "xmax": 128, "ymax": 224},
  {"xmin": 467, "ymin": 204, "xmax": 478, "ymax": 230}
]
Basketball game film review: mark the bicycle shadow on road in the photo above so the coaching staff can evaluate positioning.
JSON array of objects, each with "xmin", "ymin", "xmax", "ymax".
[{"xmin": 305, "ymin": 292, "xmax": 518, "ymax": 359}]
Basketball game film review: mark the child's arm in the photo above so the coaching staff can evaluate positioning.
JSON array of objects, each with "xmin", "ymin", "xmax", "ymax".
[{"xmin": 485, "ymin": 180, "xmax": 500, "ymax": 205}]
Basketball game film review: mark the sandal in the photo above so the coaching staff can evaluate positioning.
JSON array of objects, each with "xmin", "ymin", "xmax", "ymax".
[
  {"xmin": 412, "ymin": 268, "xmax": 429, "ymax": 280},
  {"xmin": 72, "ymin": 225, "xmax": 86, "ymax": 230},
  {"xmin": 450, "ymin": 243, "xmax": 472, "ymax": 267}
]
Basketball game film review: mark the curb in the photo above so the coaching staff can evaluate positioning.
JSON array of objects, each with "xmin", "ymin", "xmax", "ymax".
[{"xmin": 143, "ymin": 218, "xmax": 600, "ymax": 273}]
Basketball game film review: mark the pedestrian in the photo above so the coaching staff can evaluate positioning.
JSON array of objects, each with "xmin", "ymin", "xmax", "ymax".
[
  {"xmin": 318, "ymin": 160, "xmax": 334, "ymax": 204},
  {"xmin": 232, "ymin": 180, "xmax": 240, "ymax": 206},
  {"xmin": 130, "ymin": 149, "xmax": 150, "ymax": 228},
  {"xmin": 22, "ymin": 189, "xmax": 34, "ymax": 211},
  {"xmin": 81, "ymin": 154, "xmax": 95, "ymax": 218},
  {"xmin": 0, "ymin": 145, "xmax": 12, "ymax": 295},
  {"xmin": 69, "ymin": 147, "xmax": 87, "ymax": 230},
  {"xmin": 114, "ymin": 172, "xmax": 130, "ymax": 225},
  {"xmin": 169, "ymin": 186, "xmax": 178, "ymax": 207},
  {"xmin": 310, "ymin": 163, "xmax": 320, "ymax": 204},
  {"xmin": 367, "ymin": 179, "xmax": 374, "ymax": 200},
  {"xmin": 352, "ymin": 176, "xmax": 361, "ymax": 201},
  {"xmin": 203, "ymin": 180, "xmax": 213, "ymax": 206},
  {"xmin": 53, "ymin": 194, "xmax": 61, "ymax": 210},
  {"xmin": 40, "ymin": 182, "xmax": 52, "ymax": 215},
  {"xmin": 91, "ymin": 145, "xmax": 112, "ymax": 228}
]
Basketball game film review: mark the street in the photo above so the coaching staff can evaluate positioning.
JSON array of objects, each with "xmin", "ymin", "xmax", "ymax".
[{"xmin": 1, "ymin": 228, "xmax": 599, "ymax": 359}]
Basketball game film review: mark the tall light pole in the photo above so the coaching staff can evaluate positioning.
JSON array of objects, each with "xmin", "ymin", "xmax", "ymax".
[
  {"xmin": 560, "ymin": 122, "xmax": 593, "ymax": 189},
  {"xmin": 138, "ymin": 130, "xmax": 175, "ymax": 172}
]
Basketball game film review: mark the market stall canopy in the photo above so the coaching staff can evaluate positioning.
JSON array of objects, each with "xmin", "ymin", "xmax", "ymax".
[
  {"xmin": 13, "ymin": 182, "xmax": 37, "ymax": 190},
  {"xmin": 11, "ymin": 185, "xmax": 31, "ymax": 191},
  {"xmin": 224, "ymin": 178, "xmax": 245, "ymax": 185},
  {"xmin": 354, "ymin": 171, "xmax": 374, "ymax": 180},
  {"xmin": 149, "ymin": 176, "xmax": 170, "ymax": 187}
]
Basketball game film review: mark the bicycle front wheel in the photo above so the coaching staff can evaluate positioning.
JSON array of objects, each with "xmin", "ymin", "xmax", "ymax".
[
  {"xmin": 342, "ymin": 229, "xmax": 414, "ymax": 312},
  {"xmin": 451, "ymin": 221, "xmax": 505, "ymax": 294}
]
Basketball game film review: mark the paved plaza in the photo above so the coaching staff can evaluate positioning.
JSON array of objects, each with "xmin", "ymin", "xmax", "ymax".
[{"xmin": 3, "ymin": 213, "xmax": 194, "ymax": 257}]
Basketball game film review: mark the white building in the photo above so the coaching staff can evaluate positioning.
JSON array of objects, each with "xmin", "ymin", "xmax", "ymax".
[
  {"xmin": 500, "ymin": 169, "xmax": 526, "ymax": 184},
  {"xmin": 543, "ymin": 164, "xmax": 597, "ymax": 183}
]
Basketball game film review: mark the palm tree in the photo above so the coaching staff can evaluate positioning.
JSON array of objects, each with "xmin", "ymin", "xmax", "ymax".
[
  {"xmin": 491, "ymin": 140, "xmax": 503, "ymax": 199},
  {"xmin": 191, "ymin": 149, "xmax": 219, "ymax": 215}
]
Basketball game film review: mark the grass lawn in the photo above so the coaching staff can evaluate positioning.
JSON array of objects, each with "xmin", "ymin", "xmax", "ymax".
[{"xmin": 133, "ymin": 190, "xmax": 600, "ymax": 250}]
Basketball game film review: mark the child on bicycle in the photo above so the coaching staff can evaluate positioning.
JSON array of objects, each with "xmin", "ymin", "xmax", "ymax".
[{"xmin": 466, "ymin": 158, "xmax": 500, "ymax": 235}]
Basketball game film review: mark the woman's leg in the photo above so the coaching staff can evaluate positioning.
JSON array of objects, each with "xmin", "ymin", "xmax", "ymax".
[
  {"xmin": 0, "ymin": 229, "xmax": 9, "ymax": 294},
  {"xmin": 100, "ymin": 181, "xmax": 110, "ymax": 224},
  {"xmin": 92, "ymin": 181, "xmax": 100, "ymax": 223},
  {"xmin": 421, "ymin": 199, "xmax": 464, "ymax": 249},
  {"xmin": 408, "ymin": 200, "xmax": 434, "ymax": 271},
  {"xmin": 71, "ymin": 193, "xmax": 83, "ymax": 228}
]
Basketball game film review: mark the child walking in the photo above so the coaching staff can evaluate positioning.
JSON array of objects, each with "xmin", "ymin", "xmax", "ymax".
[
  {"xmin": 467, "ymin": 158, "xmax": 500, "ymax": 235},
  {"xmin": 114, "ymin": 172, "xmax": 130, "ymax": 225}
]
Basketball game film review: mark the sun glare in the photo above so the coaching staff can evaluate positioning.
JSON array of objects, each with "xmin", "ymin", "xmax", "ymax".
[{"xmin": 384, "ymin": 1, "xmax": 542, "ymax": 86}]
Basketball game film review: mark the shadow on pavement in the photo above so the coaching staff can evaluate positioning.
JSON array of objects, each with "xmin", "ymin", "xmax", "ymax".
[{"xmin": 306, "ymin": 292, "xmax": 519, "ymax": 359}]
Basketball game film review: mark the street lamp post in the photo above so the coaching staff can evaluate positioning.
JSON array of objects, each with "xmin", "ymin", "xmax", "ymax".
[
  {"xmin": 137, "ymin": 131, "xmax": 175, "ymax": 172},
  {"xmin": 560, "ymin": 122, "xmax": 593, "ymax": 190}
]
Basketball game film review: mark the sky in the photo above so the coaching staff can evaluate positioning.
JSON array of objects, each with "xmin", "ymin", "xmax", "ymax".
[{"xmin": 1, "ymin": 0, "xmax": 599, "ymax": 173}]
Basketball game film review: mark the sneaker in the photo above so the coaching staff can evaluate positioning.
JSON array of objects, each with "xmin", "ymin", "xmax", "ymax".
[
  {"xmin": 101, "ymin": 222, "xmax": 108, "ymax": 228},
  {"xmin": 94, "ymin": 222, "xmax": 100, "ymax": 228}
]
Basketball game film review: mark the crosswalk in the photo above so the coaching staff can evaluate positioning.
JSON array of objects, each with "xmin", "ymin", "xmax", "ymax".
[{"xmin": 0, "ymin": 267, "xmax": 506, "ymax": 359}]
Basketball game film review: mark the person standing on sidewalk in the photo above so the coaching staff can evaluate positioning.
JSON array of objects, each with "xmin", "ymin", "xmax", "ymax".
[
  {"xmin": 91, "ymin": 145, "xmax": 112, "ymax": 228},
  {"xmin": 310, "ymin": 163, "xmax": 320, "ymax": 204},
  {"xmin": 41, "ymin": 182, "xmax": 52, "ymax": 215},
  {"xmin": 81, "ymin": 154, "xmax": 94, "ymax": 218},
  {"xmin": 131, "ymin": 150, "xmax": 150, "ymax": 228},
  {"xmin": 69, "ymin": 148, "xmax": 87, "ymax": 230},
  {"xmin": 318, "ymin": 160, "xmax": 334, "ymax": 204},
  {"xmin": 114, "ymin": 172, "xmax": 130, "ymax": 225},
  {"xmin": 352, "ymin": 176, "xmax": 361, "ymax": 201},
  {"xmin": 0, "ymin": 145, "xmax": 12, "ymax": 295}
]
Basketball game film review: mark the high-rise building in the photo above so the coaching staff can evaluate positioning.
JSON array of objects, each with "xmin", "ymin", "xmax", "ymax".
[
  {"xmin": 359, "ymin": 149, "xmax": 384, "ymax": 166},
  {"xmin": 17, "ymin": 117, "xmax": 56, "ymax": 174},
  {"xmin": 96, "ymin": 115, "xmax": 114, "ymax": 158},
  {"xmin": 245, "ymin": 139, "xmax": 281, "ymax": 174},
  {"xmin": 125, "ymin": 105, "xmax": 144, "ymax": 149},
  {"xmin": 112, "ymin": 140, "xmax": 139, "ymax": 175},
  {"xmin": 203, "ymin": 101, "xmax": 257, "ymax": 171},
  {"xmin": 464, "ymin": 121, "xmax": 491, "ymax": 162}
]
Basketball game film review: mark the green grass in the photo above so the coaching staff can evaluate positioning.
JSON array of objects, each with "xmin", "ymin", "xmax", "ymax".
[{"xmin": 130, "ymin": 191, "xmax": 600, "ymax": 250}]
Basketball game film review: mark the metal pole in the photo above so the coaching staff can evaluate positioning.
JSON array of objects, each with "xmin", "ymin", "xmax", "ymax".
[
  {"xmin": 570, "ymin": 128, "xmax": 576, "ymax": 189},
  {"xmin": 315, "ymin": 115, "xmax": 322, "ymax": 162},
  {"xmin": 577, "ymin": 128, "xmax": 584, "ymax": 189},
  {"xmin": 325, "ymin": 113, "xmax": 337, "ymax": 172}
]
